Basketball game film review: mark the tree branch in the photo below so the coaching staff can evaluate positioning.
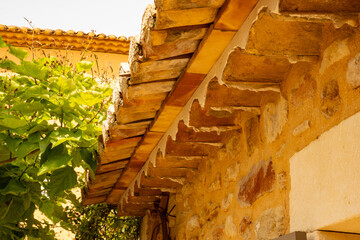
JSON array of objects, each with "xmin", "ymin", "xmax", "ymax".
[{"xmin": 0, "ymin": 149, "xmax": 40, "ymax": 166}]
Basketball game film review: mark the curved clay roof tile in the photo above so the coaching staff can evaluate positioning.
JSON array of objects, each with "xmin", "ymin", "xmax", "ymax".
[
  {"xmin": 76, "ymin": 31, "xmax": 85, "ymax": 37},
  {"xmin": 66, "ymin": 30, "xmax": 75, "ymax": 35},
  {"xmin": 44, "ymin": 29, "xmax": 53, "ymax": 35},
  {"xmin": 55, "ymin": 29, "xmax": 63, "ymax": 35}
]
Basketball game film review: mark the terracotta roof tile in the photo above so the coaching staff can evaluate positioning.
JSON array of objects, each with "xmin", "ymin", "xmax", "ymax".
[{"xmin": 0, "ymin": 24, "xmax": 130, "ymax": 54}]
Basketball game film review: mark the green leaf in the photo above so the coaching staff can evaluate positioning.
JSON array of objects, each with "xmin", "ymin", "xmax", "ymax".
[
  {"xmin": 28, "ymin": 132, "xmax": 40, "ymax": 143},
  {"xmin": 28, "ymin": 121, "xmax": 51, "ymax": 135},
  {"xmin": 80, "ymin": 149, "xmax": 97, "ymax": 173},
  {"xmin": 50, "ymin": 128, "xmax": 81, "ymax": 148},
  {"xmin": 3, "ymin": 136, "xmax": 22, "ymax": 155},
  {"xmin": 17, "ymin": 61, "xmax": 49, "ymax": 81},
  {"xmin": 9, "ymin": 46, "xmax": 28, "ymax": 61},
  {"xmin": 0, "ymin": 59, "xmax": 17, "ymax": 71},
  {"xmin": 80, "ymin": 91, "xmax": 103, "ymax": 106},
  {"xmin": 19, "ymin": 85, "xmax": 48, "ymax": 99},
  {"xmin": 0, "ymin": 179, "xmax": 27, "ymax": 196},
  {"xmin": 38, "ymin": 144, "xmax": 71, "ymax": 175},
  {"xmin": 76, "ymin": 61, "xmax": 94, "ymax": 72},
  {"xmin": 58, "ymin": 76, "xmax": 75, "ymax": 94},
  {"xmin": 16, "ymin": 141, "xmax": 38, "ymax": 160},
  {"xmin": 0, "ymin": 145, "xmax": 11, "ymax": 162},
  {"xmin": 0, "ymin": 35, "xmax": 7, "ymax": 48},
  {"xmin": 0, "ymin": 115, "xmax": 27, "ymax": 129},
  {"xmin": 48, "ymin": 166, "xmax": 77, "ymax": 197},
  {"xmin": 39, "ymin": 133, "xmax": 51, "ymax": 153},
  {"xmin": 39, "ymin": 200, "xmax": 54, "ymax": 219},
  {"xmin": 12, "ymin": 102, "xmax": 44, "ymax": 114}
]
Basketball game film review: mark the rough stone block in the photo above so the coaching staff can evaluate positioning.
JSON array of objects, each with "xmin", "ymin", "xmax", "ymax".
[
  {"xmin": 293, "ymin": 120, "xmax": 310, "ymax": 137},
  {"xmin": 319, "ymin": 38, "xmax": 350, "ymax": 75},
  {"xmin": 223, "ymin": 48, "xmax": 291, "ymax": 83},
  {"xmin": 224, "ymin": 163, "xmax": 240, "ymax": 186},
  {"xmin": 240, "ymin": 216, "xmax": 252, "ymax": 240},
  {"xmin": 280, "ymin": 0, "xmax": 360, "ymax": 13},
  {"xmin": 221, "ymin": 193, "xmax": 233, "ymax": 212},
  {"xmin": 238, "ymin": 160, "xmax": 275, "ymax": 206},
  {"xmin": 155, "ymin": 0, "xmax": 225, "ymax": 11},
  {"xmin": 247, "ymin": 11, "xmax": 323, "ymax": 56},
  {"xmin": 225, "ymin": 216, "xmax": 237, "ymax": 237},
  {"xmin": 255, "ymin": 206, "xmax": 285, "ymax": 240},
  {"xmin": 347, "ymin": 52, "xmax": 360, "ymax": 88},
  {"xmin": 321, "ymin": 80, "xmax": 341, "ymax": 118},
  {"xmin": 186, "ymin": 215, "xmax": 200, "ymax": 232},
  {"xmin": 289, "ymin": 65, "xmax": 317, "ymax": 109},
  {"xmin": 155, "ymin": 8, "xmax": 218, "ymax": 29},
  {"xmin": 263, "ymin": 95, "xmax": 288, "ymax": 143}
]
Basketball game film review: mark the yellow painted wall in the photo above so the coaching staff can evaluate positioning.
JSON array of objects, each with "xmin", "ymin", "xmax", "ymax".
[{"xmin": 0, "ymin": 47, "xmax": 128, "ymax": 79}]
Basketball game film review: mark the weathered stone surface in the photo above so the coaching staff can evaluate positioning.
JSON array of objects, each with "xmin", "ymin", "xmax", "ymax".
[
  {"xmin": 147, "ymin": 163, "xmax": 193, "ymax": 178},
  {"xmin": 347, "ymin": 52, "xmax": 360, "ymax": 88},
  {"xmin": 225, "ymin": 136, "xmax": 241, "ymax": 158},
  {"xmin": 126, "ymin": 81, "xmax": 175, "ymax": 100},
  {"xmin": 247, "ymin": 11, "xmax": 323, "ymax": 56},
  {"xmin": 189, "ymin": 100, "xmax": 239, "ymax": 127},
  {"xmin": 245, "ymin": 116, "xmax": 261, "ymax": 156},
  {"xmin": 240, "ymin": 216, "xmax": 252, "ymax": 240},
  {"xmin": 203, "ymin": 201, "xmax": 220, "ymax": 221},
  {"xmin": 155, "ymin": 0, "xmax": 225, "ymax": 11},
  {"xmin": 224, "ymin": 163, "xmax": 240, "ymax": 186},
  {"xmin": 156, "ymin": 154, "xmax": 201, "ymax": 169},
  {"xmin": 289, "ymin": 66, "xmax": 317, "ymax": 109},
  {"xmin": 209, "ymin": 173, "xmax": 222, "ymax": 192},
  {"xmin": 320, "ymin": 38, "xmax": 350, "ymax": 75},
  {"xmin": 280, "ymin": 0, "xmax": 360, "ymax": 13},
  {"xmin": 176, "ymin": 120, "xmax": 235, "ymax": 143},
  {"xmin": 263, "ymin": 95, "xmax": 288, "ymax": 143},
  {"xmin": 99, "ymin": 149, "xmax": 134, "ymax": 165},
  {"xmin": 130, "ymin": 58, "xmax": 188, "ymax": 83},
  {"xmin": 212, "ymin": 226, "xmax": 224, "ymax": 240},
  {"xmin": 206, "ymin": 79, "xmax": 278, "ymax": 108},
  {"xmin": 155, "ymin": 8, "xmax": 218, "ymax": 29},
  {"xmin": 238, "ymin": 160, "xmax": 275, "ymax": 206},
  {"xmin": 165, "ymin": 137, "xmax": 221, "ymax": 156},
  {"xmin": 145, "ymin": 39, "xmax": 201, "ymax": 60},
  {"xmin": 110, "ymin": 121, "xmax": 151, "ymax": 140},
  {"xmin": 255, "ymin": 206, "xmax": 285, "ymax": 240},
  {"xmin": 148, "ymin": 28, "xmax": 207, "ymax": 47},
  {"xmin": 277, "ymin": 171, "xmax": 287, "ymax": 191},
  {"xmin": 139, "ymin": 174, "xmax": 182, "ymax": 190},
  {"xmin": 96, "ymin": 160, "xmax": 129, "ymax": 174},
  {"xmin": 221, "ymin": 193, "xmax": 233, "ymax": 212},
  {"xmin": 293, "ymin": 119, "xmax": 310, "ymax": 137},
  {"xmin": 225, "ymin": 216, "xmax": 237, "ymax": 237},
  {"xmin": 321, "ymin": 80, "xmax": 341, "ymax": 118},
  {"xmin": 223, "ymin": 48, "xmax": 291, "ymax": 83},
  {"xmin": 187, "ymin": 215, "xmax": 200, "ymax": 232}
]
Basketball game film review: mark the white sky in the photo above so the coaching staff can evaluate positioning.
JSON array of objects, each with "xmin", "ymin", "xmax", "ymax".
[{"xmin": 0, "ymin": 0, "xmax": 153, "ymax": 37}]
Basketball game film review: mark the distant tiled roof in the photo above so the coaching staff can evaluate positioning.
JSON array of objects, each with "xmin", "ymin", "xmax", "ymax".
[{"xmin": 0, "ymin": 24, "xmax": 130, "ymax": 54}]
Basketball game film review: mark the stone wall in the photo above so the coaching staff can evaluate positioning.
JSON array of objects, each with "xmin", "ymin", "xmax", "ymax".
[{"xmin": 166, "ymin": 3, "xmax": 360, "ymax": 239}]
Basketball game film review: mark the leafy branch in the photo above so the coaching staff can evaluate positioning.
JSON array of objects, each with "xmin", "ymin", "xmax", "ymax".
[{"xmin": 0, "ymin": 34, "xmax": 114, "ymax": 239}]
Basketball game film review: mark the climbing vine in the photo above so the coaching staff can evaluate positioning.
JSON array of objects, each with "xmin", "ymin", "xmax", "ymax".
[{"xmin": 0, "ymin": 35, "xmax": 125, "ymax": 239}]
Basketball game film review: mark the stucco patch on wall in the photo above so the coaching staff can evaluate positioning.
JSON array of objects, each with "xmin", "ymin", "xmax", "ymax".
[{"xmin": 290, "ymin": 110, "xmax": 360, "ymax": 233}]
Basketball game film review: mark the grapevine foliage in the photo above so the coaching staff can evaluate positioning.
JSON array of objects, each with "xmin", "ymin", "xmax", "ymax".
[{"xmin": 0, "ymin": 35, "xmax": 118, "ymax": 239}]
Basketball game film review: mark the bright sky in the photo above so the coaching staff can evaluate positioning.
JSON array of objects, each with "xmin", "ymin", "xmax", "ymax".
[{"xmin": 0, "ymin": 0, "xmax": 153, "ymax": 37}]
